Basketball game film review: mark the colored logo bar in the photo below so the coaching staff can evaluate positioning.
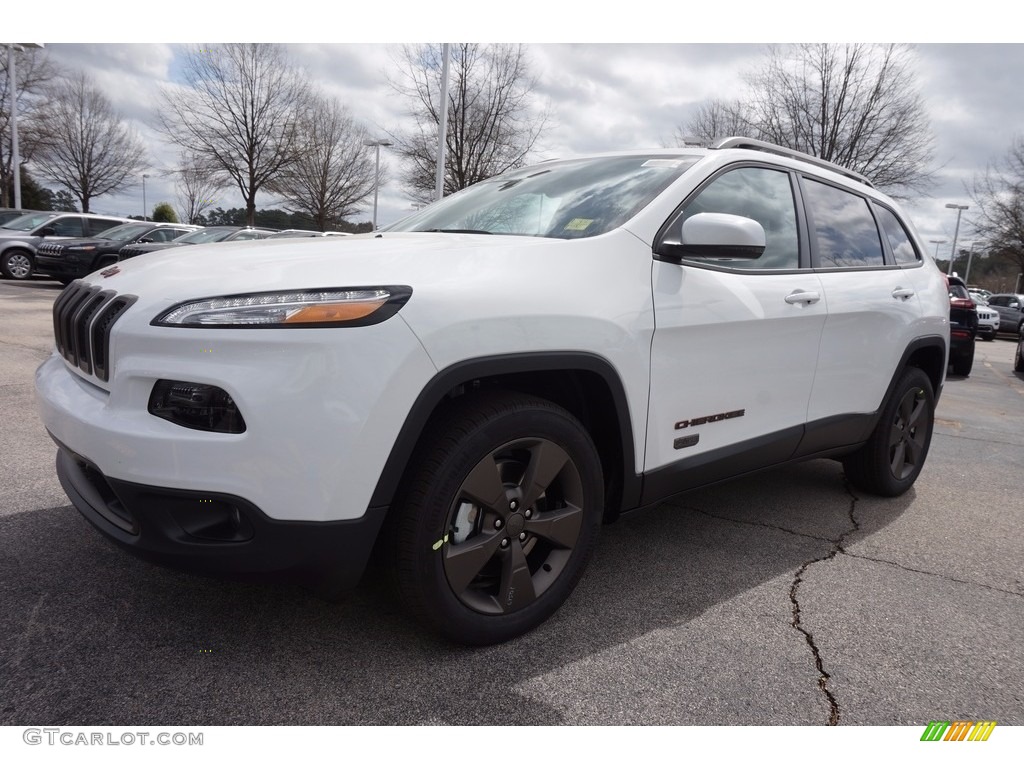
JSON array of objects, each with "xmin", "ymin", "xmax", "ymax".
[{"xmin": 920, "ymin": 721, "xmax": 997, "ymax": 741}]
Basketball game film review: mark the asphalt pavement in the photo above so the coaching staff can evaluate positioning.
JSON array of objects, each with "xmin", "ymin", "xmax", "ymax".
[{"xmin": 1, "ymin": 278, "xmax": 1021, "ymax": 726}]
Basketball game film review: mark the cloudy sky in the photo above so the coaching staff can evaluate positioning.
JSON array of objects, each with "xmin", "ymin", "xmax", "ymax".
[{"xmin": 10, "ymin": 6, "xmax": 1020, "ymax": 258}]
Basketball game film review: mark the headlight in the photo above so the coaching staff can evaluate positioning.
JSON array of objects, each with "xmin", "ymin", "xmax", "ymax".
[{"xmin": 152, "ymin": 286, "xmax": 412, "ymax": 328}]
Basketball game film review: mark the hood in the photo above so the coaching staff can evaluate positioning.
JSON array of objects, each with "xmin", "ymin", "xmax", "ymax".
[
  {"xmin": 123, "ymin": 241, "xmax": 184, "ymax": 254},
  {"xmin": 84, "ymin": 231, "xmax": 570, "ymax": 306},
  {"xmin": 0, "ymin": 231, "xmax": 43, "ymax": 243},
  {"xmin": 42, "ymin": 237, "xmax": 114, "ymax": 250}
]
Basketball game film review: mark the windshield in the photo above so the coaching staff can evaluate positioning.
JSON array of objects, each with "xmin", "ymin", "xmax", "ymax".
[
  {"xmin": 385, "ymin": 154, "xmax": 700, "ymax": 239},
  {"xmin": 92, "ymin": 223, "xmax": 154, "ymax": 241},
  {"xmin": 1, "ymin": 212, "xmax": 58, "ymax": 232},
  {"xmin": 175, "ymin": 228, "xmax": 236, "ymax": 244}
]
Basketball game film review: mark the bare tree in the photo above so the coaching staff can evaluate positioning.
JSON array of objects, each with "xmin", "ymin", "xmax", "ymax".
[
  {"xmin": 970, "ymin": 136, "xmax": 1024, "ymax": 278},
  {"xmin": 676, "ymin": 99, "xmax": 754, "ymax": 146},
  {"xmin": 676, "ymin": 44, "xmax": 935, "ymax": 195},
  {"xmin": 390, "ymin": 43, "xmax": 548, "ymax": 203},
  {"xmin": 174, "ymin": 152, "xmax": 228, "ymax": 224},
  {"xmin": 32, "ymin": 72, "xmax": 148, "ymax": 212},
  {"xmin": 159, "ymin": 44, "xmax": 310, "ymax": 226},
  {"xmin": 270, "ymin": 95, "xmax": 377, "ymax": 230},
  {"xmin": 1, "ymin": 46, "xmax": 62, "ymax": 207}
]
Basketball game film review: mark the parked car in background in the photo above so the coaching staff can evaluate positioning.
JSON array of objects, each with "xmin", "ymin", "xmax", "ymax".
[
  {"xmin": 118, "ymin": 226, "xmax": 276, "ymax": 260},
  {"xmin": 968, "ymin": 287, "xmax": 992, "ymax": 301},
  {"xmin": 0, "ymin": 208, "xmax": 43, "ymax": 226},
  {"xmin": 986, "ymin": 293, "xmax": 1024, "ymax": 337},
  {"xmin": 948, "ymin": 275, "xmax": 978, "ymax": 376},
  {"xmin": 973, "ymin": 299, "xmax": 1000, "ymax": 341},
  {"xmin": 264, "ymin": 229, "xmax": 351, "ymax": 239},
  {"xmin": 35, "ymin": 222, "xmax": 201, "ymax": 285},
  {"xmin": 0, "ymin": 212, "xmax": 134, "ymax": 280}
]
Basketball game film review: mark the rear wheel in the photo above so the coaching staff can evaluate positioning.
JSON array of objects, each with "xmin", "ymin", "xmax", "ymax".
[
  {"xmin": 390, "ymin": 391, "xmax": 603, "ymax": 645},
  {"xmin": 951, "ymin": 339, "xmax": 974, "ymax": 376},
  {"xmin": 843, "ymin": 367, "xmax": 935, "ymax": 497},
  {"xmin": 1015, "ymin": 340, "xmax": 1024, "ymax": 372}
]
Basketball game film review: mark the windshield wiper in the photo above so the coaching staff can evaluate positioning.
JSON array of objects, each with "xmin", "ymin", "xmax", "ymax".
[{"xmin": 421, "ymin": 228, "xmax": 493, "ymax": 235}]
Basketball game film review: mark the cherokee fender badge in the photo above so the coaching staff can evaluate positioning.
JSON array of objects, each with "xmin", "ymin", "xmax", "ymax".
[
  {"xmin": 675, "ymin": 409, "xmax": 745, "ymax": 430},
  {"xmin": 100, "ymin": 265, "xmax": 121, "ymax": 278}
]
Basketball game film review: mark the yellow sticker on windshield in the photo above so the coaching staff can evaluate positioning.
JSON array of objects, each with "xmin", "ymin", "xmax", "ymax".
[{"xmin": 564, "ymin": 218, "xmax": 593, "ymax": 231}]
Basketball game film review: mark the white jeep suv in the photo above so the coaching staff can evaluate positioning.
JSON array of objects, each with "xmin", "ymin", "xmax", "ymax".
[{"xmin": 36, "ymin": 138, "xmax": 950, "ymax": 644}]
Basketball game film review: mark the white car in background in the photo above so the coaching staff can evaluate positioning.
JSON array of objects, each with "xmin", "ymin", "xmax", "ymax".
[{"xmin": 971, "ymin": 297, "xmax": 1000, "ymax": 341}]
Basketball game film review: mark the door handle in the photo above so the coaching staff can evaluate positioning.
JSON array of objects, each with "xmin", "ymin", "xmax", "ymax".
[
  {"xmin": 891, "ymin": 287, "xmax": 915, "ymax": 301},
  {"xmin": 785, "ymin": 290, "xmax": 821, "ymax": 305}
]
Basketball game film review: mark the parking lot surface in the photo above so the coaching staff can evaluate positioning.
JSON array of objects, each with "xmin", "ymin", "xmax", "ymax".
[{"xmin": 1, "ymin": 279, "xmax": 1022, "ymax": 725}]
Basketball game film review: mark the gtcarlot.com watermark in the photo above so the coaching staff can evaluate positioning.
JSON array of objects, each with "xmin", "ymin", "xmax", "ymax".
[{"xmin": 23, "ymin": 728, "xmax": 203, "ymax": 747}]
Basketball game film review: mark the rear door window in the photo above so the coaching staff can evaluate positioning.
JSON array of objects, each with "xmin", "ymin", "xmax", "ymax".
[{"xmin": 803, "ymin": 178, "xmax": 885, "ymax": 268}]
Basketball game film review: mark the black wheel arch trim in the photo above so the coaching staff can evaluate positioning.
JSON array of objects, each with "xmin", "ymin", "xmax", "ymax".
[{"xmin": 368, "ymin": 351, "xmax": 642, "ymax": 512}]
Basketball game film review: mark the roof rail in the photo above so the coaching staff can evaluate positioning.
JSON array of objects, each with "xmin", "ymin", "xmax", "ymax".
[{"xmin": 710, "ymin": 136, "xmax": 874, "ymax": 188}]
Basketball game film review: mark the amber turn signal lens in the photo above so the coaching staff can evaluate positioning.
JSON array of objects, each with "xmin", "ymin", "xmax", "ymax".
[{"xmin": 283, "ymin": 300, "xmax": 387, "ymax": 324}]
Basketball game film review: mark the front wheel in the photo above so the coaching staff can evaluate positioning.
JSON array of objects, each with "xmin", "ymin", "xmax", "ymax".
[
  {"xmin": 390, "ymin": 392, "xmax": 603, "ymax": 645},
  {"xmin": 843, "ymin": 367, "xmax": 935, "ymax": 497},
  {"xmin": 0, "ymin": 249, "xmax": 34, "ymax": 280}
]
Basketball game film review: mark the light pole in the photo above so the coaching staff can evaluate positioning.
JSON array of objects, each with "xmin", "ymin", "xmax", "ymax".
[
  {"xmin": 945, "ymin": 203, "xmax": 969, "ymax": 275},
  {"xmin": 930, "ymin": 239, "xmax": 946, "ymax": 264},
  {"xmin": 963, "ymin": 242, "xmax": 977, "ymax": 285},
  {"xmin": 363, "ymin": 139, "xmax": 391, "ymax": 231},
  {"xmin": 142, "ymin": 174, "xmax": 149, "ymax": 221},
  {"xmin": 7, "ymin": 43, "xmax": 43, "ymax": 210},
  {"xmin": 435, "ymin": 43, "xmax": 451, "ymax": 202}
]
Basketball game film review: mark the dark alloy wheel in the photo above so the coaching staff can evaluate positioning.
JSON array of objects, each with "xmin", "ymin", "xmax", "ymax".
[
  {"xmin": 1015, "ymin": 339, "xmax": 1024, "ymax": 372},
  {"xmin": 390, "ymin": 391, "xmax": 603, "ymax": 645},
  {"xmin": 843, "ymin": 367, "xmax": 935, "ymax": 497}
]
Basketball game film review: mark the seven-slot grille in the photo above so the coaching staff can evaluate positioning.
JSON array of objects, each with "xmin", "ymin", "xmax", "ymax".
[
  {"xmin": 37, "ymin": 242, "xmax": 64, "ymax": 256},
  {"xmin": 52, "ymin": 282, "xmax": 136, "ymax": 382}
]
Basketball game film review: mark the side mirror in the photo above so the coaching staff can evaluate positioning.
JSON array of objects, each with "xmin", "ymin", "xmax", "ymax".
[
  {"xmin": 39, "ymin": 227, "xmax": 56, "ymax": 237},
  {"xmin": 656, "ymin": 212, "xmax": 766, "ymax": 262},
  {"xmin": 1010, "ymin": 302, "xmax": 1021, "ymax": 310},
  {"xmin": 138, "ymin": 237, "xmax": 153, "ymax": 243}
]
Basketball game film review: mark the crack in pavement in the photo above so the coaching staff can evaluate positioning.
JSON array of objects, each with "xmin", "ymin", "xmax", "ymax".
[
  {"xmin": 838, "ymin": 551, "xmax": 1024, "ymax": 599},
  {"xmin": 788, "ymin": 480, "xmax": 861, "ymax": 726},
  {"xmin": 670, "ymin": 495, "xmax": 858, "ymax": 725},
  {"xmin": 668, "ymin": 503, "xmax": 835, "ymax": 544}
]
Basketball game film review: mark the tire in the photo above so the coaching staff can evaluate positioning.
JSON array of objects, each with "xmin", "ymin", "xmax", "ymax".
[
  {"xmin": 981, "ymin": 332, "xmax": 995, "ymax": 342},
  {"xmin": 951, "ymin": 339, "xmax": 974, "ymax": 377},
  {"xmin": 389, "ymin": 391, "xmax": 603, "ymax": 645},
  {"xmin": 1015, "ymin": 341, "xmax": 1024, "ymax": 373},
  {"xmin": 843, "ymin": 367, "xmax": 935, "ymax": 497},
  {"xmin": 0, "ymin": 249, "xmax": 34, "ymax": 281}
]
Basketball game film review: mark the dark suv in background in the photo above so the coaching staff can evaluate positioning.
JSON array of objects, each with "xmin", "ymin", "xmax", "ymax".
[
  {"xmin": 35, "ymin": 222, "xmax": 199, "ymax": 285},
  {"xmin": 118, "ymin": 226, "xmax": 276, "ymax": 261},
  {"xmin": 986, "ymin": 293, "xmax": 1024, "ymax": 337},
  {"xmin": 0, "ymin": 212, "xmax": 133, "ymax": 281},
  {"xmin": 948, "ymin": 275, "xmax": 978, "ymax": 376}
]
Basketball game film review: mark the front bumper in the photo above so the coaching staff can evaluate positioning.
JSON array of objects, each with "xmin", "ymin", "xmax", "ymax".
[
  {"xmin": 35, "ymin": 254, "xmax": 88, "ymax": 279},
  {"xmin": 54, "ymin": 441, "xmax": 387, "ymax": 592}
]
